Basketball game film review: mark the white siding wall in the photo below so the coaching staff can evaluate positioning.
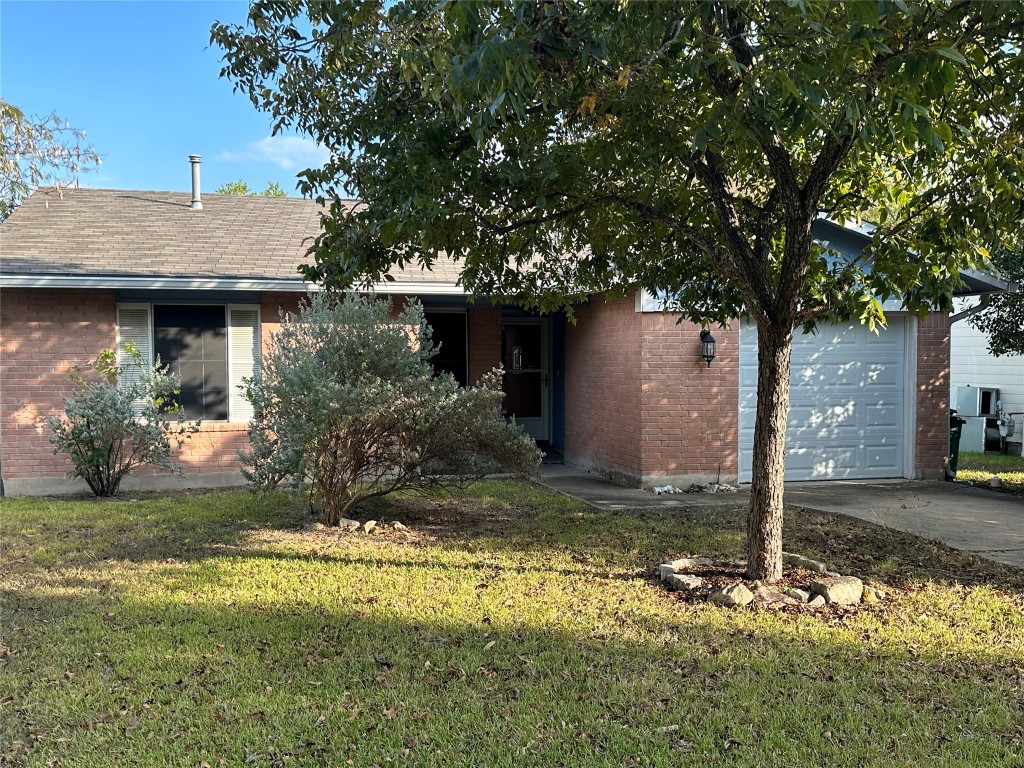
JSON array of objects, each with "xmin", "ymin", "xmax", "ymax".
[{"xmin": 950, "ymin": 308, "xmax": 1024, "ymax": 416}]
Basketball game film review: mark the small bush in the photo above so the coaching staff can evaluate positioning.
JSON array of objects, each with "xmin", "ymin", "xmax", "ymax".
[
  {"xmin": 242, "ymin": 293, "xmax": 542, "ymax": 525},
  {"xmin": 48, "ymin": 347, "xmax": 200, "ymax": 496}
]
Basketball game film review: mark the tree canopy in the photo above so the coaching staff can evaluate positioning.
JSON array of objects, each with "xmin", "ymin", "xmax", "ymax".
[
  {"xmin": 0, "ymin": 100, "xmax": 101, "ymax": 221},
  {"xmin": 967, "ymin": 249, "xmax": 1024, "ymax": 357},
  {"xmin": 213, "ymin": 0, "xmax": 1024, "ymax": 580},
  {"xmin": 215, "ymin": 179, "xmax": 288, "ymax": 196},
  {"xmin": 214, "ymin": 1, "xmax": 1022, "ymax": 321}
]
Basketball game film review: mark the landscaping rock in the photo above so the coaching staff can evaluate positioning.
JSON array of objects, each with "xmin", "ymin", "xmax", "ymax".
[
  {"xmin": 862, "ymin": 585, "xmax": 886, "ymax": 603},
  {"xmin": 685, "ymin": 483, "xmax": 738, "ymax": 494},
  {"xmin": 662, "ymin": 557, "xmax": 715, "ymax": 573},
  {"xmin": 782, "ymin": 552, "xmax": 828, "ymax": 573},
  {"xmin": 666, "ymin": 573, "xmax": 703, "ymax": 591},
  {"xmin": 392, "ymin": 521, "xmax": 408, "ymax": 531},
  {"xmin": 338, "ymin": 519, "xmax": 361, "ymax": 531},
  {"xmin": 653, "ymin": 485, "xmax": 684, "ymax": 495},
  {"xmin": 786, "ymin": 588, "xmax": 811, "ymax": 603},
  {"xmin": 363, "ymin": 520, "xmax": 379, "ymax": 534},
  {"xmin": 303, "ymin": 521, "xmax": 326, "ymax": 532},
  {"xmin": 753, "ymin": 585, "xmax": 792, "ymax": 605},
  {"xmin": 807, "ymin": 594, "xmax": 827, "ymax": 608},
  {"xmin": 809, "ymin": 576, "xmax": 864, "ymax": 605},
  {"xmin": 660, "ymin": 558, "xmax": 715, "ymax": 581},
  {"xmin": 710, "ymin": 583, "xmax": 754, "ymax": 607}
]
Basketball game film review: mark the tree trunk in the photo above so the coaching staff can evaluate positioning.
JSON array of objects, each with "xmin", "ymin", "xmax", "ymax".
[{"xmin": 746, "ymin": 320, "xmax": 794, "ymax": 582}]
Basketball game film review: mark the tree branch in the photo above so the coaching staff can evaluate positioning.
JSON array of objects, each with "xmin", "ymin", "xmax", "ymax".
[{"xmin": 688, "ymin": 150, "xmax": 775, "ymax": 320}]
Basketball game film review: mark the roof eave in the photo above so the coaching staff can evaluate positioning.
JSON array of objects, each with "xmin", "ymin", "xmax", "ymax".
[
  {"xmin": 955, "ymin": 268, "xmax": 1018, "ymax": 296},
  {"xmin": 0, "ymin": 273, "xmax": 467, "ymax": 295}
]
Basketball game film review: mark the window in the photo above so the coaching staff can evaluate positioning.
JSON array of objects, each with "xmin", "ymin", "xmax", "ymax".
[
  {"xmin": 424, "ymin": 311, "xmax": 468, "ymax": 386},
  {"xmin": 154, "ymin": 305, "xmax": 228, "ymax": 420},
  {"xmin": 116, "ymin": 302, "xmax": 260, "ymax": 422}
]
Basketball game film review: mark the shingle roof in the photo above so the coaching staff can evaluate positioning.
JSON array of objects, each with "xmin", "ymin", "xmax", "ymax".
[{"xmin": 0, "ymin": 188, "xmax": 463, "ymax": 287}]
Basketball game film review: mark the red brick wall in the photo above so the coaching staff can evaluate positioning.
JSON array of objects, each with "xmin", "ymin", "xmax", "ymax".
[
  {"xmin": 259, "ymin": 291, "xmax": 303, "ymax": 349},
  {"xmin": 640, "ymin": 315, "xmax": 738, "ymax": 483},
  {"xmin": 563, "ymin": 296, "xmax": 643, "ymax": 483},
  {"xmin": 916, "ymin": 312, "xmax": 951, "ymax": 479},
  {"xmin": 467, "ymin": 307, "xmax": 502, "ymax": 384},
  {"xmin": 0, "ymin": 288, "xmax": 117, "ymax": 481},
  {"xmin": 0, "ymin": 290, "xmax": 311, "ymax": 489}
]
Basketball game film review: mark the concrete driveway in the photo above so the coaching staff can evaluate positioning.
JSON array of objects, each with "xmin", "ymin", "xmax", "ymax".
[
  {"xmin": 537, "ymin": 465, "xmax": 1024, "ymax": 569},
  {"xmin": 784, "ymin": 480, "xmax": 1024, "ymax": 569}
]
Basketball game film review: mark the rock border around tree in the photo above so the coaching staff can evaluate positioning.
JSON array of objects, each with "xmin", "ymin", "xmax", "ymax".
[{"xmin": 658, "ymin": 551, "xmax": 889, "ymax": 610}]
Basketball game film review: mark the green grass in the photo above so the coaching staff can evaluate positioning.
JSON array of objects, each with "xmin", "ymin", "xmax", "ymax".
[
  {"xmin": 2, "ymin": 482, "xmax": 1023, "ymax": 767},
  {"xmin": 957, "ymin": 451, "xmax": 1024, "ymax": 490}
]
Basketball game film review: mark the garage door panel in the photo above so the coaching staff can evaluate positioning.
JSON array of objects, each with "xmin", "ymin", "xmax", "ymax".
[
  {"xmin": 794, "ymin": 362, "xmax": 866, "ymax": 388},
  {"xmin": 786, "ymin": 404, "xmax": 859, "ymax": 433},
  {"xmin": 785, "ymin": 445, "xmax": 860, "ymax": 477},
  {"xmin": 794, "ymin": 365, "xmax": 904, "ymax": 391},
  {"xmin": 865, "ymin": 444, "xmax": 901, "ymax": 471},
  {"xmin": 737, "ymin": 390, "xmax": 759, "ymax": 431},
  {"xmin": 864, "ymin": 402, "xmax": 902, "ymax": 429},
  {"xmin": 738, "ymin": 363, "xmax": 759, "ymax": 389},
  {"xmin": 863, "ymin": 365, "xmax": 903, "ymax": 388},
  {"xmin": 739, "ymin": 319, "xmax": 907, "ymax": 482}
]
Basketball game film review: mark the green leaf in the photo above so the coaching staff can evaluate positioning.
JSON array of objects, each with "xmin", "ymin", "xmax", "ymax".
[
  {"xmin": 934, "ymin": 46, "xmax": 968, "ymax": 65},
  {"xmin": 488, "ymin": 90, "xmax": 506, "ymax": 116}
]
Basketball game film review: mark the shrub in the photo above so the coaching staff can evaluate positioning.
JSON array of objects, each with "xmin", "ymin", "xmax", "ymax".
[
  {"xmin": 48, "ymin": 346, "xmax": 200, "ymax": 496},
  {"xmin": 242, "ymin": 293, "xmax": 541, "ymax": 525}
]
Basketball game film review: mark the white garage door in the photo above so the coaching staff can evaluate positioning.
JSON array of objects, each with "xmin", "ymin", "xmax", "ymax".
[{"xmin": 738, "ymin": 318, "xmax": 908, "ymax": 482}]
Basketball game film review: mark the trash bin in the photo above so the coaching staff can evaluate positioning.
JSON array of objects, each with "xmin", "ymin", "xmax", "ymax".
[{"xmin": 947, "ymin": 409, "xmax": 967, "ymax": 480}]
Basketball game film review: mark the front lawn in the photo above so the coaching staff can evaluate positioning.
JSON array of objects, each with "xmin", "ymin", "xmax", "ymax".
[
  {"xmin": 2, "ymin": 483, "xmax": 1022, "ymax": 767},
  {"xmin": 958, "ymin": 450, "xmax": 1024, "ymax": 494}
]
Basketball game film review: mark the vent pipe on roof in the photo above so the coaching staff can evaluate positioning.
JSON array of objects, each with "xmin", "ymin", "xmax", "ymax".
[{"xmin": 189, "ymin": 155, "xmax": 203, "ymax": 210}]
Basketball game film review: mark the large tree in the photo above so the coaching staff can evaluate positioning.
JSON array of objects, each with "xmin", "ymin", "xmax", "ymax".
[
  {"xmin": 0, "ymin": 100, "xmax": 101, "ymax": 221},
  {"xmin": 213, "ymin": 1, "xmax": 1024, "ymax": 581}
]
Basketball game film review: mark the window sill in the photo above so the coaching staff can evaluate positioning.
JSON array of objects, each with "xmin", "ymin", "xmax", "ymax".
[{"xmin": 186, "ymin": 422, "xmax": 250, "ymax": 432}]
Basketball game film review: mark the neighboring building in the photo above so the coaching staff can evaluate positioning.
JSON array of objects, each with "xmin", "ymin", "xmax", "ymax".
[
  {"xmin": 950, "ymin": 301, "xmax": 1024, "ymax": 456},
  {"xmin": 0, "ymin": 180, "xmax": 990, "ymax": 495}
]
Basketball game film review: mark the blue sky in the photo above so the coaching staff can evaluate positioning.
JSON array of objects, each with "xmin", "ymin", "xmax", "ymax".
[{"xmin": 0, "ymin": 0, "xmax": 326, "ymax": 195}]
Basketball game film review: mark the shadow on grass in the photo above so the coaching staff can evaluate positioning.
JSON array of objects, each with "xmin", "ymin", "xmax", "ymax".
[
  {"xmin": 360, "ymin": 483, "xmax": 1024, "ymax": 593},
  {"xmin": 3, "ymin": 582, "xmax": 1022, "ymax": 768},
  {"xmin": 4, "ymin": 480, "xmax": 1022, "ymax": 594},
  {"xmin": 0, "ymin": 490, "xmax": 303, "ymax": 566}
]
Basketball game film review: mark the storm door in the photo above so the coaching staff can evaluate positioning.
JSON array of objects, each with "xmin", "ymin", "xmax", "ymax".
[{"xmin": 501, "ymin": 318, "xmax": 550, "ymax": 442}]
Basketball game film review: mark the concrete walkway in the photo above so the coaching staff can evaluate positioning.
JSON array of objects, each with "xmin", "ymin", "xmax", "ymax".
[{"xmin": 537, "ymin": 464, "xmax": 1024, "ymax": 569}]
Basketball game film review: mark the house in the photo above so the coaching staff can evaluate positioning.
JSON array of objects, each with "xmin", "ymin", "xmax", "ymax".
[
  {"xmin": 0, "ymin": 171, "xmax": 995, "ymax": 495},
  {"xmin": 949, "ymin": 300, "xmax": 1024, "ymax": 457}
]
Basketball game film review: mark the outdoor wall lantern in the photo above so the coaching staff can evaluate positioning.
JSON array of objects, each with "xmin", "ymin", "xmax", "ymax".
[{"xmin": 699, "ymin": 330, "xmax": 717, "ymax": 367}]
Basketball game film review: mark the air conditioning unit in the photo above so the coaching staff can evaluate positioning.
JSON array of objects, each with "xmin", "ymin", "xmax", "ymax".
[
  {"xmin": 953, "ymin": 386, "xmax": 999, "ymax": 417},
  {"xmin": 959, "ymin": 417, "xmax": 986, "ymax": 452}
]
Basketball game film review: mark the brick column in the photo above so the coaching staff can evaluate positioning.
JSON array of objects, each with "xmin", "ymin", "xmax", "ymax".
[
  {"xmin": 915, "ymin": 312, "xmax": 951, "ymax": 479},
  {"xmin": 467, "ymin": 307, "xmax": 502, "ymax": 384}
]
